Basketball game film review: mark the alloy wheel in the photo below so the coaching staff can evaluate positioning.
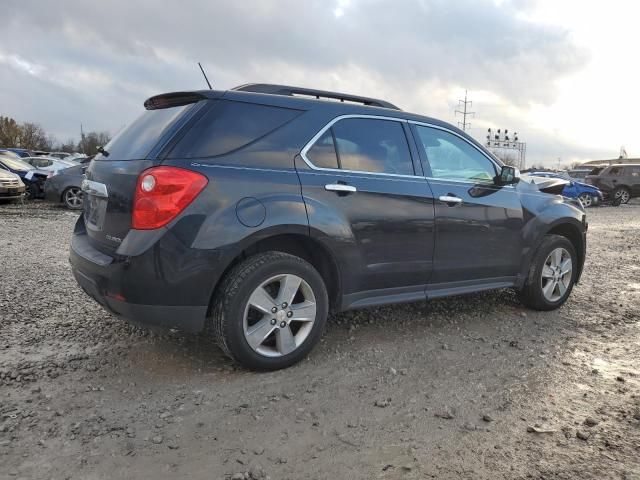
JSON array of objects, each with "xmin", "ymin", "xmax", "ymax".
[
  {"xmin": 540, "ymin": 247, "xmax": 572, "ymax": 302},
  {"xmin": 615, "ymin": 189, "xmax": 630, "ymax": 204},
  {"xmin": 64, "ymin": 187, "xmax": 83, "ymax": 209},
  {"xmin": 243, "ymin": 274, "xmax": 317, "ymax": 357},
  {"xmin": 578, "ymin": 193, "xmax": 592, "ymax": 208}
]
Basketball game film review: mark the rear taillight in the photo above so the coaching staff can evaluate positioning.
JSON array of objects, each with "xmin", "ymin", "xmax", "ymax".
[{"xmin": 132, "ymin": 166, "xmax": 208, "ymax": 230}]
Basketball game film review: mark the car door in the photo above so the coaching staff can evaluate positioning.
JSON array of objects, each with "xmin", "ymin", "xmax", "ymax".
[
  {"xmin": 296, "ymin": 115, "xmax": 435, "ymax": 304},
  {"xmin": 410, "ymin": 123, "xmax": 524, "ymax": 291},
  {"xmin": 628, "ymin": 166, "xmax": 640, "ymax": 195}
]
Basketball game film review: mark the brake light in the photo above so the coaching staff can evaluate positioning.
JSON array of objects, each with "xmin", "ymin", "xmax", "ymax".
[{"xmin": 132, "ymin": 166, "xmax": 208, "ymax": 230}]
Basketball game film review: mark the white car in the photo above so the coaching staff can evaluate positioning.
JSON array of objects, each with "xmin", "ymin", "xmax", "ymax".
[{"xmin": 22, "ymin": 156, "xmax": 77, "ymax": 176}]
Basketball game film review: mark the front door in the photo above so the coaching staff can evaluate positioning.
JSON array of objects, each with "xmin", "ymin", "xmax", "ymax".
[
  {"xmin": 410, "ymin": 123, "xmax": 524, "ymax": 291},
  {"xmin": 296, "ymin": 116, "xmax": 435, "ymax": 303}
]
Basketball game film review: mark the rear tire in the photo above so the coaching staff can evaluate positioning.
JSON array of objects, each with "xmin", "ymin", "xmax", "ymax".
[
  {"xmin": 613, "ymin": 186, "xmax": 630, "ymax": 204},
  {"xmin": 210, "ymin": 252, "xmax": 328, "ymax": 370},
  {"xmin": 517, "ymin": 234, "xmax": 577, "ymax": 311},
  {"xmin": 63, "ymin": 187, "xmax": 83, "ymax": 210}
]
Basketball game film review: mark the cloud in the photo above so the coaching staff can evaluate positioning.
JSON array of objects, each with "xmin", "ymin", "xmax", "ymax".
[{"xmin": 1, "ymin": 0, "xmax": 588, "ymax": 164}]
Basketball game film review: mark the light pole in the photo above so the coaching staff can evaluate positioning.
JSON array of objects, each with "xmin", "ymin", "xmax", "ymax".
[{"xmin": 486, "ymin": 128, "xmax": 527, "ymax": 170}]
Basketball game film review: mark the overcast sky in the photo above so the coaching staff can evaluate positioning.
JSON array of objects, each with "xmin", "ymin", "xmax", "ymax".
[{"xmin": 1, "ymin": 0, "xmax": 637, "ymax": 166}]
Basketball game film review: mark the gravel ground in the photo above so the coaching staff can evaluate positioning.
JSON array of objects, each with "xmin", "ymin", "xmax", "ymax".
[{"xmin": 1, "ymin": 200, "xmax": 639, "ymax": 480}]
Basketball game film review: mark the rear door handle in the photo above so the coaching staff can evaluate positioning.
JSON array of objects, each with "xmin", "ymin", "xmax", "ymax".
[
  {"xmin": 325, "ymin": 183, "xmax": 357, "ymax": 194},
  {"xmin": 438, "ymin": 195, "xmax": 462, "ymax": 205}
]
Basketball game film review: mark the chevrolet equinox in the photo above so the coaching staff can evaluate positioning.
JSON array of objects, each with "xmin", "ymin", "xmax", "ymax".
[{"xmin": 70, "ymin": 84, "xmax": 587, "ymax": 370}]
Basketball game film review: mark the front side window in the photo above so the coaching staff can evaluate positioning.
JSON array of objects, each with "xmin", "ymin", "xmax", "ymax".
[
  {"xmin": 414, "ymin": 126, "xmax": 496, "ymax": 183},
  {"xmin": 609, "ymin": 167, "xmax": 622, "ymax": 176}
]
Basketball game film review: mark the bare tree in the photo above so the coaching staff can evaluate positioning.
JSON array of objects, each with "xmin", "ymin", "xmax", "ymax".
[
  {"xmin": 0, "ymin": 116, "xmax": 21, "ymax": 147},
  {"xmin": 78, "ymin": 131, "xmax": 112, "ymax": 155}
]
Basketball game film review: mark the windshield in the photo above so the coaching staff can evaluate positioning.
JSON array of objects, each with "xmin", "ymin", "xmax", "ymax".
[{"xmin": 0, "ymin": 156, "xmax": 34, "ymax": 171}]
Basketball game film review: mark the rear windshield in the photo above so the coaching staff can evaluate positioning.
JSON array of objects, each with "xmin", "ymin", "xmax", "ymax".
[
  {"xmin": 96, "ymin": 103, "xmax": 193, "ymax": 160},
  {"xmin": 167, "ymin": 100, "xmax": 301, "ymax": 159}
]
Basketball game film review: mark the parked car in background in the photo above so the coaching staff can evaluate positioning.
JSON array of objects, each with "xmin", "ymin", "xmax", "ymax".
[
  {"xmin": 48, "ymin": 152, "xmax": 72, "ymax": 160},
  {"xmin": 22, "ymin": 156, "xmax": 77, "ymax": 175},
  {"xmin": 566, "ymin": 167, "xmax": 601, "ymax": 182},
  {"xmin": 0, "ymin": 169, "xmax": 25, "ymax": 202},
  {"xmin": 70, "ymin": 83, "xmax": 587, "ymax": 370},
  {"xmin": 44, "ymin": 163, "xmax": 86, "ymax": 209},
  {"xmin": 585, "ymin": 164, "xmax": 640, "ymax": 204},
  {"xmin": 3, "ymin": 148, "xmax": 34, "ymax": 158},
  {"xmin": 0, "ymin": 155, "xmax": 48, "ymax": 199},
  {"xmin": 527, "ymin": 171, "xmax": 603, "ymax": 207}
]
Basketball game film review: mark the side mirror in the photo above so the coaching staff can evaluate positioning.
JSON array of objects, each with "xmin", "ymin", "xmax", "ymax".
[{"xmin": 496, "ymin": 165, "xmax": 520, "ymax": 185}]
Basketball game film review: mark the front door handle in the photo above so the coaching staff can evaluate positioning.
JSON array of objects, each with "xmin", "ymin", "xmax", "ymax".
[
  {"xmin": 438, "ymin": 195, "xmax": 463, "ymax": 205},
  {"xmin": 325, "ymin": 183, "xmax": 357, "ymax": 194}
]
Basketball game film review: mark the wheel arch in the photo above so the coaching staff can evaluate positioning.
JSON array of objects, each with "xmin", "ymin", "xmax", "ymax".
[
  {"xmin": 544, "ymin": 220, "xmax": 586, "ymax": 284},
  {"xmin": 206, "ymin": 231, "xmax": 342, "ymax": 317}
]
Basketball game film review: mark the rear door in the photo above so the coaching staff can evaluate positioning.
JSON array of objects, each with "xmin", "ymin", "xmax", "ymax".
[
  {"xmin": 410, "ymin": 123, "xmax": 524, "ymax": 289},
  {"xmin": 296, "ymin": 115, "xmax": 435, "ymax": 300}
]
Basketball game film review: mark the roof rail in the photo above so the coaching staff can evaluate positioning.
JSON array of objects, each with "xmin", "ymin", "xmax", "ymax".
[{"xmin": 231, "ymin": 83, "xmax": 400, "ymax": 110}]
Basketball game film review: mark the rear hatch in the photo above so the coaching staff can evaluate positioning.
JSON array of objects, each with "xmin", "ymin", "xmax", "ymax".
[{"xmin": 83, "ymin": 93, "xmax": 208, "ymax": 254}]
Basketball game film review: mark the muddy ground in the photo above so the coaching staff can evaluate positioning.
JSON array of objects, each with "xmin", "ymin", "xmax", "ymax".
[{"xmin": 1, "ymin": 200, "xmax": 639, "ymax": 480}]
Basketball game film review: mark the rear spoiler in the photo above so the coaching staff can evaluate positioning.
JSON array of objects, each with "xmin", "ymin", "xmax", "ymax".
[{"xmin": 144, "ymin": 92, "xmax": 209, "ymax": 110}]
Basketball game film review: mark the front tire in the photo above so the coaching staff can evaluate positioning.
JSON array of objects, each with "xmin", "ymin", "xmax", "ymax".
[
  {"xmin": 518, "ymin": 234, "xmax": 577, "ymax": 311},
  {"xmin": 578, "ymin": 193, "xmax": 593, "ymax": 208},
  {"xmin": 210, "ymin": 252, "xmax": 328, "ymax": 370}
]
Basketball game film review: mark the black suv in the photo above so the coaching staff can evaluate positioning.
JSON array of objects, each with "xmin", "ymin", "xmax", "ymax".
[
  {"xmin": 585, "ymin": 164, "xmax": 640, "ymax": 204},
  {"xmin": 70, "ymin": 84, "xmax": 587, "ymax": 370}
]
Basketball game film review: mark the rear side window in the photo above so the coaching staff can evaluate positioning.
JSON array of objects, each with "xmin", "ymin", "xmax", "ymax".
[
  {"xmin": 305, "ymin": 118, "xmax": 414, "ymax": 175},
  {"xmin": 168, "ymin": 100, "xmax": 300, "ymax": 159},
  {"xmin": 332, "ymin": 118, "xmax": 414, "ymax": 175},
  {"xmin": 99, "ymin": 104, "xmax": 192, "ymax": 160},
  {"xmin": 629, "ymin": 166, "xmax": 640, "ymax": 176}
]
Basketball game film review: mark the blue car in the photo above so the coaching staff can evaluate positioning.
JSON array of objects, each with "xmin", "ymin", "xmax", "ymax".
[
  {"xmin": 0, "ymin": 154, "xmax": 49, "ymax": 199},
  {"xmin": 528, "ymin": 171, "xmax": 603, "ymax": 207}
]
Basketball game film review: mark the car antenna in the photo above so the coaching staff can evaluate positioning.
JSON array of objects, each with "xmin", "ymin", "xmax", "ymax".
[{"xmin": 198, "ymin": 62, "xmax": 213, "ymax": 90}]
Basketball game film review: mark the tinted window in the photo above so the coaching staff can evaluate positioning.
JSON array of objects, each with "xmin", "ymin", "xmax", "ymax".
[
  {"xmin": 609, "ymin": 167, "xmax": 622, "ymax": 176},
  {"xmin": 415, "ymin": 126, "xmax": 496, "ymax": 183},
  {"xmin": 99, "ymin": 104, "xmax": 191, "ymax": 160},
  {"xmin": 330, "ymin": 118, "xmax": 414, "ymax": 175},
  {"xmin": 169, "ymin": 100, "xmax": 300, "ymax": 159},
  {"xmin": 306, "ymin": 129, "xmax": 339, "ymax": 169},
  {"xmin": 628, "ymin": 166, "xmax": 640, "ymax": 176}
]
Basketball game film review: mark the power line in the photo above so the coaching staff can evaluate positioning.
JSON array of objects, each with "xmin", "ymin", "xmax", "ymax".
[{"xmin": 455, "ymin": 90, "xmax": 475, "ymax": 131}]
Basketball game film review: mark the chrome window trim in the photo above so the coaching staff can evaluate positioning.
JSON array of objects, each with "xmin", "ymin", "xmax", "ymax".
[
  {"xmin": 299, "ymin": 114, "xmax": 516, "ymax": 189},
  {"xmin": 299, "ymin": 114, "xmax": 419, "ymax": 179}
]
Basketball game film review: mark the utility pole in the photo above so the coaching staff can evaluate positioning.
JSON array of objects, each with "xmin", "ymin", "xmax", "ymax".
[
  {"xmin": 455, "ymin": 90, "xmax": 475, "ymax": 131},
  {"xmin": 80, "ymin": 124, "xmax": 85, "ymax": 154}
]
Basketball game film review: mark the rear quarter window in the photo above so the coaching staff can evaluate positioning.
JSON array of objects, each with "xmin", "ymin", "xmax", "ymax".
[{"xmin": 168, "ymin": 100, "xmax": 301, "ymax": 159}]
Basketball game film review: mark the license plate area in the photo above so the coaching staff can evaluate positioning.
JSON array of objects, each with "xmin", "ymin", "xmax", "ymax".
[{"xmin": 82, "ymin": 179, "xmax": 109, "ymax": 232}]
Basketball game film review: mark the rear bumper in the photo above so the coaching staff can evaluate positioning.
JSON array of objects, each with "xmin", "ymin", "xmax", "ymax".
[{"xmin": 69, "ymin": 219, "xmax": 212, "ymax": 333}]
